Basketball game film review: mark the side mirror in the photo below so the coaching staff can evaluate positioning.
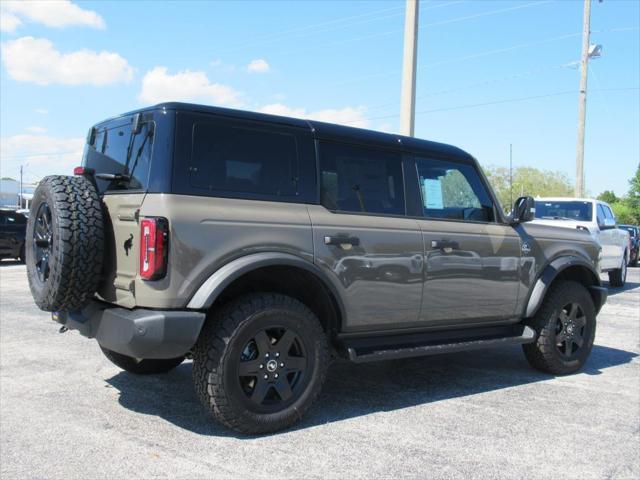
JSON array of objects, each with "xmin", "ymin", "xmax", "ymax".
[
  {"xmin": 599, "ymin": 217, "xmax": 616, "ymax": 230},
  {"xmin": 511, "ymin": 196, "xmax": 535, "ymax": 224}
]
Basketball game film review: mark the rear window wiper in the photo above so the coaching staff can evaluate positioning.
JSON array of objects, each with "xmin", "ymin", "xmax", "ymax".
[{"xmin": 95, "ymin": 172, "xmax": 130, "ymax": 182}]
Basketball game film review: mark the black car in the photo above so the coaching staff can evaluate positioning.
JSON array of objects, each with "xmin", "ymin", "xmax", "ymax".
[
  {"xmin": 620, "ymin": 224, "xmax": 639, "ymax": 266},
  {"xmin": 0, "ymin": 209, "xmax": 26, "ymax": 262}
]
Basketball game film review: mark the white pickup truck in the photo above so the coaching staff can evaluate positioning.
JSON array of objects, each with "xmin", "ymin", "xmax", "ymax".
[{"xmin": 532, "ymin": 197, "xmax": 630, "ymax": 287}]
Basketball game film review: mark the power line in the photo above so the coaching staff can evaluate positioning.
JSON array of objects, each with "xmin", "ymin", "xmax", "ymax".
[
  {"xmin": 264, "ymin": 0, "xmax": 552, "ymax": 59},
  {"xmin": 354, "ymin": 87, "xmax": 640, "ymax": 125}
]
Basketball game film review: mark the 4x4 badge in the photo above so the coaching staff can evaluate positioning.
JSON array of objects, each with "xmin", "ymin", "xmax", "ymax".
[{"xmin": 521, "ymin": 242, "xmax": 532, "ymax": 255}]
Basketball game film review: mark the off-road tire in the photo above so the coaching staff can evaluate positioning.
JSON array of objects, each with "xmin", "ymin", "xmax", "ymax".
[
  {"xmin": 193, "ymin": 293, "xmax": 329, "ymax": 435},
  {"xmin": 100, "ymin": 347, "xmax": 184, "ymax": 375},
  {"xmin": 608, "ymin": 252, "xmax": 628, "ymax": 288},
  {"xmin": 523, "ymin": 281, "xmax": 596, "ymax": 375},
  {"xmin": 26, "ymin": 175, "xmax": 104, "ymax": 311}
]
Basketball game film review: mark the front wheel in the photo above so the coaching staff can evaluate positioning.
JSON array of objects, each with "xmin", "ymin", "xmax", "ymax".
[
  {"xmin": 193, "ymin": 293, "xmax": 329, "ymax": 434},
  {"xmin": 523, "ymin": 281, "xmax": 596, "ymax": 375},
  {"xmin": 608, "ymin": 252, "xmax": 627, "ymax": 288},
  {"xmin": 100, "ymin": 347, "xmax": 184, "ymax": 375}
]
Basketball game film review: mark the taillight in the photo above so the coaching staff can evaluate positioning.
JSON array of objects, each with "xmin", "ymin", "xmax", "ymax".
[
  {"xmin": 73, "ymin": 166, "xmax": 94, "ymax": 176},
  {"xmin": 139, "ymin": 217, "xmax": 168, "ymax": 280}
]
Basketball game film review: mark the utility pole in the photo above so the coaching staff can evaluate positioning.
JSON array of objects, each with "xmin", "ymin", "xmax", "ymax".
[
  {"xmin": 19, "ymin": 165, "xmax": 23, "ymax": 208},
  {"xmin": 400, "ymin": 0, "xmax": 419, "ymax": 137},
  {"xmin": 575, "ymin": 0, "xmax": 592, "ymax": 198},
  {"xmin": 509, "ymin": 144, "xmax": 513, "ymax": 207}
]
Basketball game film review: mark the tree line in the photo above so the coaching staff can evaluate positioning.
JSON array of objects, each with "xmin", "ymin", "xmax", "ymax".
[{"xmin": 483, "ymin": 164, "xmax": 639, "ymax": 225}]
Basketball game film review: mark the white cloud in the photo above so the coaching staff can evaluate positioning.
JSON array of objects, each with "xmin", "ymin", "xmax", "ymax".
[
  {"xmin": 139, "ymin": 67, "xmax": 242, "ymax": 106},
  {"xmin": 2, "ymin": 0, "xmax": 105, "ymax": 30},
  {"xmin": 247, "ymin": 59, "xmax": 270, "ymax": 74},
  {"xmin": 35, "ymin": 109, "xmax": 49, "ymax": 115},
  {"xmin": 0, "ymin": 12, "xmax": 22, "ymax": 32},
  {"xmin": 0, "ymin": 133, "xmax": 85, "ymax": 180},
  {"xmin": 259, "ymin": 103, "xmax": 369, "ymax": 128},
  {"xmin": 27, "ymin": 126, "xmax": 47, "ymax": 133},
  {"xmin": 1, "ymin": 36, "xmax": 133, "ymax": 86}
]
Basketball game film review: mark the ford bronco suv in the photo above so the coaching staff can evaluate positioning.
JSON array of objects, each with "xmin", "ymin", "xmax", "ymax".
[{"xmin": 26, "ymin": 103, "xmax": 607, "ymax": 434}]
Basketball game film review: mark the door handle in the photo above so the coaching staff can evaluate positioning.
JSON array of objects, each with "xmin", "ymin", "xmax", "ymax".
[
  {"xmin": 325, "ymin": 236, "xmax": 360, "ymax": 247},
  {"xmin": 431, "ymin": 240, "xmax": 459, "ymax": 252}
]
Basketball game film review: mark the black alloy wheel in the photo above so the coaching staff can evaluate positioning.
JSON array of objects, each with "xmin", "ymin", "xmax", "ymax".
[
  {"xmin": 554, "ymin": 302, "xmax": 587, "ymax": 358},
  {"xmin": 33, "ymin": 202, "xmax": 53, "ymax": 282},
  {"xmin": 237, "ymin": 327, "xmax": 308, "ymax": 411}
]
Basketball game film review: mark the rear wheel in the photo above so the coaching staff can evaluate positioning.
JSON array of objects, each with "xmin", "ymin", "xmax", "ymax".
[
  {"xmin": 523, "ymin": 281, "xmax": 596, "ymax": 375},
  {"xmin": 608, "ymin": 252, "xmax": 628, "ymax": 288},
  {"xmin": 193, "ymin": 293, "xmax": 329, "ymax": 434},
  {"xmin": 100, "ymin": 347, "xmax": 184, "ymax": 375}
]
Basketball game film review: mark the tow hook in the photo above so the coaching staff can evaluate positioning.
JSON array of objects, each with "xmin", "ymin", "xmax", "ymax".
[{"xmin": 59, "ymin": 325, "xmax": 68, "ymax": 333}]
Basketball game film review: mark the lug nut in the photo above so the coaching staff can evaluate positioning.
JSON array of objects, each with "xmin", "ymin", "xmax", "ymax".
[
  {"xmin": 275, "ymin": 352, "xmax": 280, "ymax": 358},
  {"xmin": 263, "ymin": 374, "xmax": 268, "ymax": 379},
  {"xmin": 280, "ymin": 362, "xmax": 284, "ymax": 368},
  {"xmin": 274, "ymin": 373, "xmax": 279, "ymax": 378},
  {"xmin": 265, "ymin": 353, "xmax": 269, "ymax": 358},
  {"xmin": 259, "ymin": 364, "xmax": 264, "ymax": 369}
]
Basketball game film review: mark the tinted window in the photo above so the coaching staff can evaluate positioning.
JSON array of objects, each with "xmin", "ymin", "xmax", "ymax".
[
  {"xmin": 190, "ymin": 122, "xmax": 298, "ymax": 196},
  {"xmin": 535, "ymin": 201, "xmax": 593, "ymax": 222},
  {"xmin": 416, "ymin": 158, "xmax": 494, "ymax": 222},
  {"xmin": 319, "ymin": 142, "xmax": 404, "ymax": 215},
  {"xmin": 84, "ymin": 118, "xmax": 155, "ymax": 193},
  {"xmin": 597, "ymin": 204, "xmax": 606, "ymax": 224},
  {"xmin": 603, "ymin": 205, "xmax": 615, "ymax": 221}
]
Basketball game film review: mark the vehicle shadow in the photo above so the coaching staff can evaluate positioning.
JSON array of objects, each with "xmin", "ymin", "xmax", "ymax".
[
  {"xmin": 605, "ymin": 281, "xmax": 640, "ymax": 296},
  {"xmin": 105, "ymin": 343, "xmax": 637, "ymax": 438}
]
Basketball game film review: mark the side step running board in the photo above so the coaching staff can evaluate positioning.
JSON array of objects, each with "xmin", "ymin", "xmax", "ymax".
[{"xmin": 347, "ymin": 326, "xmax": 536, "ymax": 363}]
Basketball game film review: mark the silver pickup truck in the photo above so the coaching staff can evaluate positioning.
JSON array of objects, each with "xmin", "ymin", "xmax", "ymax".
[{"xmin": 532, "ymin": 197, "xmax": 630, "ymax": 287}]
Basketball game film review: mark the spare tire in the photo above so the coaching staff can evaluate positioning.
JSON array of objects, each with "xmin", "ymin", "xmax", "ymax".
[{"xmin": 26, "ymin": 175, "xmax": 104, "ymax": 312}]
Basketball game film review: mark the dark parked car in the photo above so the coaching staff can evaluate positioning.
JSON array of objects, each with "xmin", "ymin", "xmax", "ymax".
[
  {"xmin": 0, "ymin": 209, "xmax": 26, "ymax": 262},
  {"xmin": 620, "ymin": 225, "xmax": 639, "ymax": 266},
  {"xmin": 25, "ymin": 103, "xmax": 607, "ymax": 434}
]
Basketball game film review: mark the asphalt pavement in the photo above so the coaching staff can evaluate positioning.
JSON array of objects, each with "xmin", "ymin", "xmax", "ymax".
[{"xmin": 1, "ymin": 261, "xmax": 638, "ymax": 479}]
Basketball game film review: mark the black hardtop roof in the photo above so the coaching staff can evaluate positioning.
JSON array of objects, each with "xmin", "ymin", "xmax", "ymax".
[{"xmin": 96, "ymin": 102, "xmax": 474, "ymax": 163}]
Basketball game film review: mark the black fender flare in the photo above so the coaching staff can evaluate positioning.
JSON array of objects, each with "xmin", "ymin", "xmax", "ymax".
[
  {"xmin": 524, "ymin": 255, "xmax": 605, "ymax": 318},
  {"xmin": 186, "ymin": 252, "xmax": 347, "ymax": 322}
]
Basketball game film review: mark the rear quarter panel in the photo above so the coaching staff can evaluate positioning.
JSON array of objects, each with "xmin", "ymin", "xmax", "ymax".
[{"xmin": 135, "ymin": 194, "xmax": 314, "ymax": 308}]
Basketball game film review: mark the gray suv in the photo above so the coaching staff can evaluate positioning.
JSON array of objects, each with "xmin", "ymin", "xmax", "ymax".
[{"xmin": 25, "ymin": 103, "xmax": 607, "ymax": 434}]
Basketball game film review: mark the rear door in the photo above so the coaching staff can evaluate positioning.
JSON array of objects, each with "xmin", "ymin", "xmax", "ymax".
[
  {"xmin": 309, "ymin": 141, "xmax": 423, "ymax": 332},
  {"xmin": 411, "ymin": 156, "xmax": 521, "ymax": 326},
  {"xmin": 83, "ymin": 114, "xmax": 157, "ymax": 307}
]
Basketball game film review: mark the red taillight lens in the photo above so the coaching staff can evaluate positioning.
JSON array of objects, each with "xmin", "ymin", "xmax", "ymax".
[
  {"xmin": 139, "ymin": 217, "xmax": 168, "ymax": 280},
  {"xmin": 73, "ymin": 166, "xmax": 94, "ymax": 175}
]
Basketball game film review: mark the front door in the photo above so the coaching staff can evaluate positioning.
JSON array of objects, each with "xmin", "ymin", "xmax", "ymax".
[
  {"xmin": 412, "ymin": 156, "xmax": 521, "ymax": 325},
  {"xmin": 309, "ymin": 141, "xmax": 423, "ymax": 332}
]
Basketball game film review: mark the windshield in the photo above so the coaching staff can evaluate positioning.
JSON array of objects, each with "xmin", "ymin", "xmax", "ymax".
[
  {"xmin": 534, "ymin": 201, "xmax": 593, "ymax": 221},
  {"xmin": 82, "ymin": 116, "xmax": 155, "ymax": 193}
]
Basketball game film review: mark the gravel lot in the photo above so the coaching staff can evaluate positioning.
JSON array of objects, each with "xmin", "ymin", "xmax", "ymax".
[{"xmin": 1, "ymin": 262, "xmax": 638, "ymax": 479}]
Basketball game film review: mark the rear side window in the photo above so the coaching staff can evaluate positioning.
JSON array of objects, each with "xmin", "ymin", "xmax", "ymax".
[
  {"xmin": 319, "ymin": 142, "xmax": 404, "ymax": 215},
  {"xmin": 190, "ymin": 122, "xmax": 299, "ymax": 196},
  {"xmin": 84, "ymin": 117, "xmax": 155, "ymax": 193},
  {"xmin": 416, "ymin": 157, "xmax": 494, "ymax": 222}
]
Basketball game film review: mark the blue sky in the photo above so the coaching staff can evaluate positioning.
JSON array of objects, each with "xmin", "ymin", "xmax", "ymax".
[{"xmin": 1, "ymin": 0, "xmax": 639, "ymax": 197}]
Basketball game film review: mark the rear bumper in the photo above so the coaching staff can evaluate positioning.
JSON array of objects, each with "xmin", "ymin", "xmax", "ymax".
[{"xmin": 53, "ymin": 301, "xmax": 206, "ymax": 359}]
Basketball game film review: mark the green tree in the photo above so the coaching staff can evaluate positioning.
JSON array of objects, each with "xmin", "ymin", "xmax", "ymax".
[
  {"xmin": 626, "ymin": 163, "xmax": 640, "ymax": 214},
  {"xmin": 611, "ymin": 202, "xmax": 637, "ymax": 225},
  {"xmin": 483, "ymin": 165, "xmax": 574, "ymax": 211},
  {"xmin": 597, "ymin": 190, "xmax": 619, "ymax": 204}
]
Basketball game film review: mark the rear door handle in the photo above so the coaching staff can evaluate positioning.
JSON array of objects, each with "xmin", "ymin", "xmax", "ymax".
[
  {"xmin": 431, "ymin": 240, "xmax": 459, "ymax": 252},
  {"xmin": 325, "ymin": 236, "xmax": 360, "ymax": 247}
]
